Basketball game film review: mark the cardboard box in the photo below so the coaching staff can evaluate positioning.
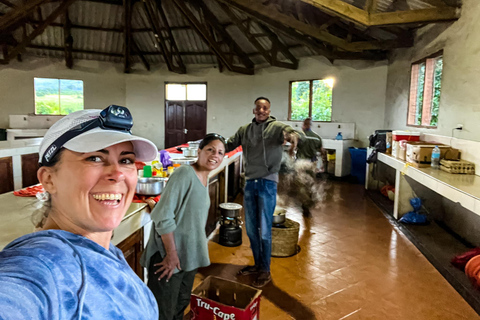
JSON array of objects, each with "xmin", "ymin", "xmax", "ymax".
[
  {"xmin": 190, "ymin": 276, "xmax": 261, "ymax": 320},
  {"xmin": 406, "ymin": 142, "xmax": 452, "ymax": 164}
]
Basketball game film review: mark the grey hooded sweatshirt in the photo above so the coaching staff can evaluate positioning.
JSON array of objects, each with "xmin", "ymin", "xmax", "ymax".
[{"xmin": 226, "ymin": 116, "xmax": 295, "ymax": 181}]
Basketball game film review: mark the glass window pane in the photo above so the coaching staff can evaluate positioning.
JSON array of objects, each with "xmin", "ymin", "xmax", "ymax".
[
  {"xmin": 166, "ymin": 84, "xmax": 186, "ymax": 100},
  {"xmin": 430, "ymin": 56, "xmax": 443, "ymax": 127},
  {"xmin": 290, "ymin": 81, "xmax": 310, "ymax": 121},
  {"xmin": 60, "ymin": 79, "xmax": 84, "ymax": 115},
  {"xmin": 186, "ymin": 84, "xmax": 206, "ymax": 101},
  {"xmin": 35, "ymin": 78, "xmax": 60, "ymax": 115},
  {"xmin": 415, "ymin": 62, "xmax": 426, "ymax": 125},
  {"xmin": 311, "ymin": 79, "xmax": 333, "ymax": 121}
]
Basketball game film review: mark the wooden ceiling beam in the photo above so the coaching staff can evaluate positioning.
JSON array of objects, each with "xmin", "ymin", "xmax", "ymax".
[
  {"xmin": 299, "ymin": 0, "xmax": 459, "ymax": 26},
  {"xmin": 0, "ymin": 0, "xmax": 51, "ymax": 34},
  {"xmin": 172, "ymin": 0, "xmax": 253, "ymax": 74},
  {"xmin": 369, "ymin": 7, "xmax": 459, "ymax": 26},
  {"xmin": 6, "ymin": 0, "xmax": 77, "ymax": 62},
  {"xmin": 0, "ymin": 0, "xmax": 16, "ymax": 8},
  {"xmin": 131, "ymin": 38, "xmax": 150, "ymax": 71},
  {"xmin": 214, "ymin": 0, "xmax": 399, "ymax": 52},
  {"xmin": 142, "ymin": 0, "xmax": 186, "ymax": 73},
  {"xmin": 195, "ymin": 0, "xmax": 254, "ymax": 70},
  {"xmin": 217, "ymin": 2, "xmax": 297, "ymax": 70},
  {"xmin": 63, "ymin": 10, "xmax": 73, "ymax": 68},
  {"xmin": 364, "ymin": 0, "xmax": 378, "ymax": 14}
]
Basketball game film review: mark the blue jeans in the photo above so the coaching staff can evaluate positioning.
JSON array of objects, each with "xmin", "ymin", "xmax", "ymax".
[{"xmin": 244, "ymin": 178, "xmax": 277, "ymax": 272}]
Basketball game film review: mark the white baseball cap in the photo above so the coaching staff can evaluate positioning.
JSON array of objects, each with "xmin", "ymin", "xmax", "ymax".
[{"xmin": 39, "ymin": 107, "xmax": 158, "ymax": 165}]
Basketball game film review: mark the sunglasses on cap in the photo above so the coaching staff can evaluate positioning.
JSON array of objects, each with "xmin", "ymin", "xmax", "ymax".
[
  {"xmin": 41, "ymin": 105, "xmax": 133, "ymax": 165},
  {"xmin": 204, "ymin": 133, "xmax": 226, "ymax": 143}
]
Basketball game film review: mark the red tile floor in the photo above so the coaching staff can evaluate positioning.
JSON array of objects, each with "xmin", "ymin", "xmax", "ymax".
[{"xmin": 188, "ymin": 181, "xmax": 479, "ymax": 319}]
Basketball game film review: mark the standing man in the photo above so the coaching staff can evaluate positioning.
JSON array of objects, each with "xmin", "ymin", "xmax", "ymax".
[
  {"xmin": 226, "ymin": 97, "xmax": 299, "ymax": 288},
  {"xmin": 296, "ymin": 117, "xmax": 326, "ymax": 169}
]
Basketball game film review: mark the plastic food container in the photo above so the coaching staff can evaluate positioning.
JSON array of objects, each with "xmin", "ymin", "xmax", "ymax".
[{"xmin": 392, "ymin": 131, "xmax": 420, "ymax": 141}]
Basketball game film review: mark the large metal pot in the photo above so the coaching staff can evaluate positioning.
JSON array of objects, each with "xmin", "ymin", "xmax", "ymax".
[
  {"xmin": 219, "ymin": 202, "xmax": 243, "ymax": 218},
  {"xmin": 183, "ymin": 147, "xmax": 198, "ymax": 158},
  {"xmin": 136, "ymin": 177, "xmax": 168, "ymax": 195}
]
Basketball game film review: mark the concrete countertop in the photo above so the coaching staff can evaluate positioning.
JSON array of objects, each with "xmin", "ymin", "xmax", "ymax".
[{"xmin": 0, "ymin": 191, "xmax": 148, "ymax": 250}]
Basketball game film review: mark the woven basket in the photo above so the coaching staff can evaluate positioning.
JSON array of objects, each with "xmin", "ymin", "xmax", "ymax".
[{"xmin": 271, "ymin": 218, "xmax": 300, "ymax": 257}]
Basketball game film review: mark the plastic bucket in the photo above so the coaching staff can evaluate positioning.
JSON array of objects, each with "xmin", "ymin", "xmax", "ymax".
[{"xmin": 349, "ymin": 147, "xmax": 367, "ymax": 184}]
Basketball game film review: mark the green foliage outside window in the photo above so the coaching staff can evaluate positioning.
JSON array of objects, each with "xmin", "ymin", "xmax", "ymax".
[
  {"xmin": 35, "ymin": 78, "xmax": 84, "ymax": 115},
  {"xmin": 290, "ymin": 79, "xmax": 332, "ymax": 121},
  {"xmin": 430, "ymin": 57, "xmax": 443, "ymax": 126}
]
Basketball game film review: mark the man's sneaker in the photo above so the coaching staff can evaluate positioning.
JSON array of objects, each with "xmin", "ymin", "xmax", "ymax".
[
  {"xmin": 253, "ymin": 271, "xmax": 271, "ymax": 288},
  {"xmin": 237, "ymin": 265, "xmax": 259, "ymax": 276}
]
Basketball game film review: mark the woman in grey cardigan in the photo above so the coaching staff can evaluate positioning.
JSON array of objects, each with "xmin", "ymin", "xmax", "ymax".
[{"xmin": 141, "ymin": 133, "xmax": 226, "ymax": 320}]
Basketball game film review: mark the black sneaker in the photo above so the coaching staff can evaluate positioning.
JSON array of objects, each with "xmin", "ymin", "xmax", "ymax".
[
  {"xmin": 237, "ymin": 265, "xmax": 259, "ymax": 276},
  {"xmin": 253, "ymin": 271, "xmax": 271, "ymax": 288}
]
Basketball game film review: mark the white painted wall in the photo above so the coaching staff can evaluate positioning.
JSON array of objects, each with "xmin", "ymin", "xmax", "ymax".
[
  {"xmin": 384, "ymin": 0, "xmax": 480, "ymax": 142},
  {"xmin": 1, "ymin": 55, "xmax": 388, "ymax": 148}
]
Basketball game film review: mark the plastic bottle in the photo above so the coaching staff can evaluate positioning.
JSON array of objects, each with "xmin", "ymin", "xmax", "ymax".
[
  {"xmin": 431, "ymin": 145, "xmax": 441, "ymax": 169},
  {"xmin": 335, "ymin": 132, "xmax": 343, "ymax": 140}
]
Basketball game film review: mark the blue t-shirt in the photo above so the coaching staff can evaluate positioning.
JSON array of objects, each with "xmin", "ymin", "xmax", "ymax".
[{"xmin": 0, "ymin": 230, "xmax": 158, "ymax": 319}]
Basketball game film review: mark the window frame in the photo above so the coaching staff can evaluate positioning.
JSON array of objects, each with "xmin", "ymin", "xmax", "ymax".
[
  {"xmin": 165, "ymin": 81, "xmax": 207, "ymax": 101},
  {"xmin": 34, "ymin": 77, "xmax": 84, "ymax": 116},
  {"xmin": 288, "ymin": 79, "xmax": 333, "ymax": 122},
  {"xmin": 406, "ymin": 50, "xmax": 443, "ymax": 129}
]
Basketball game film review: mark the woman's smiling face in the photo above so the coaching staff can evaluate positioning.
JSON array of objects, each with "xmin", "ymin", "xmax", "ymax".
[
  {"xmin": 42, "ymin": 142, "xmax": 138, "ymax": 234},
  {"xmin": 196, "ymin": 139, "xmax": 225, "ymax": 171}
]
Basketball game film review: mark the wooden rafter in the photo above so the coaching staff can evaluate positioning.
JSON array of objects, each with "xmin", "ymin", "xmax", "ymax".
[
  {"xmin": 132, "ymin": 38, "xmax": 150, "ymax": 71},
  {"xmin": 214, "ymin": 0, "xmax": 404, "ymax": 52},
  {"xmin": 218, "ymin": 3, "xmax": 297, "ymax": 69},
  {"xmin": 171, "ymin": 0, "xmax": 253, "ymax": 74},
  {"xmin": 124, "ymin": 0, "xmax": 132, "ymax": 73},
  {"xmin": 299, "ymin": 0, "xmax": 459, "ymax": 26},
  {"xmin": 63, "ymin": 10, "xmax": 73, "ymax": 69},
  {"xmin": 194, "ymin": 1, "xmax": 254, "ymax": 70},
  {"xmin": 142, "ymin": 0, "xmax": 186, "ymax": 74},
  {"xmin": 0, "ymin": 0, "xmax": 50, "ymax": 34},
  {"xmin": 364, "ymin": 0, "xmax": 378, "ymax": 14},
  {"xmin": 6, "ymin": 0, "xmax": 77, "ymax": 62},
  {"xmin": 0, "ymin": 0, "xmax": 16, "ymax": 8}
]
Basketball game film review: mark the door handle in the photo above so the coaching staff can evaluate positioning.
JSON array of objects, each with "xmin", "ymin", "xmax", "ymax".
[{"xmin": 184, "ymin": 128, "xmax": 188, "ymax": 134}]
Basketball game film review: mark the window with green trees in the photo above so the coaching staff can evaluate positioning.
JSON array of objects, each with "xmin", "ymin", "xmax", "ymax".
[
  {"xmin": 34, "ymin": 78, "xmax": 84, "ymax": 115},
  {"xmin": 289, "ymin": 79, "xmax": 333, "ymax": 121},
  {"xmin": 407, "ymin": 53, "xmax": 443, "ymax": 127}
]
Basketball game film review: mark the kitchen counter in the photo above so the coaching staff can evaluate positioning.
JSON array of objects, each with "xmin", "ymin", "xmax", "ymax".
[{"xmin": 0, "ymin": 191, "xmax": 150, "ymax": 250}]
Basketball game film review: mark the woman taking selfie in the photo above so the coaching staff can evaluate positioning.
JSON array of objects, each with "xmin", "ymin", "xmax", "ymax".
[
  {"xmin": 141, "ymin": 133, "xmax": 226, "ymax": 320},
  {"xmin": 0, "ymin": 106, "xmax": 159, "ymax": 319}
]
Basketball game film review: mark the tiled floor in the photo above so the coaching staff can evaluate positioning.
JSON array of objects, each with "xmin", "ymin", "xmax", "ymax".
[{"xmin": 191, "ymin": 180, "xmax": 479, "ymax": 319}]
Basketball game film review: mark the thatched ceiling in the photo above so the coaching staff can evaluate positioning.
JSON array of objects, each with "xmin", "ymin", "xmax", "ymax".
[{"xmin": 0, "ymin": 0, "xmax": 461, "ymax": 74}]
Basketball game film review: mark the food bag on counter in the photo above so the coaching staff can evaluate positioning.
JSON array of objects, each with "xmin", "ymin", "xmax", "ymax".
[{"xmin": 159, "ymin": 150, "xmax": 172, "ymax": 169}]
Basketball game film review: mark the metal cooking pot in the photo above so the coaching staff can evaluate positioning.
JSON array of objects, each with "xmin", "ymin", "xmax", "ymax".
[
  {"xmin": 171, "ymin": 157, "xmax": 196, "ymax": 166},
  {"xmin": 219, "ymin": 202, "xmax": 243, "ymax": 218},
  {"xmin": 183, "ymin": 147, "xmax": 198, "ymax": 158},
  {"xmin": 273, "ymin": 207, "xmax": 286, "ymax": 224},
  {"xmin": 188, "ymin": 141, "xmax": 201, "ymax": 149},
  {"xmin": 136, "ymin": 177, "xmax": 168, "ymax": 195}
]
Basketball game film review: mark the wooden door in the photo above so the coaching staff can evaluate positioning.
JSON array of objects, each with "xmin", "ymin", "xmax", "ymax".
[
  {"xmin": 165, "ymin": 101, "xmax": 186, "ymax": 148},
  {"xmin": 185, "ymin": 101, "xmax": 206, "ymax": 143},
  {"xmin": 0, "ymin": 156, "xmax": 14, "ymax": 194},
  {"xmin": 117, "ymin": 228, "xmax": 144, "ymax": 279},
  {"xmin": 165, "ymin": 101, "xmax": 206, "ymax": 148},
  {"xmin": 22, "ymin": 153, "xmax": 39, "ymax": 188}
]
